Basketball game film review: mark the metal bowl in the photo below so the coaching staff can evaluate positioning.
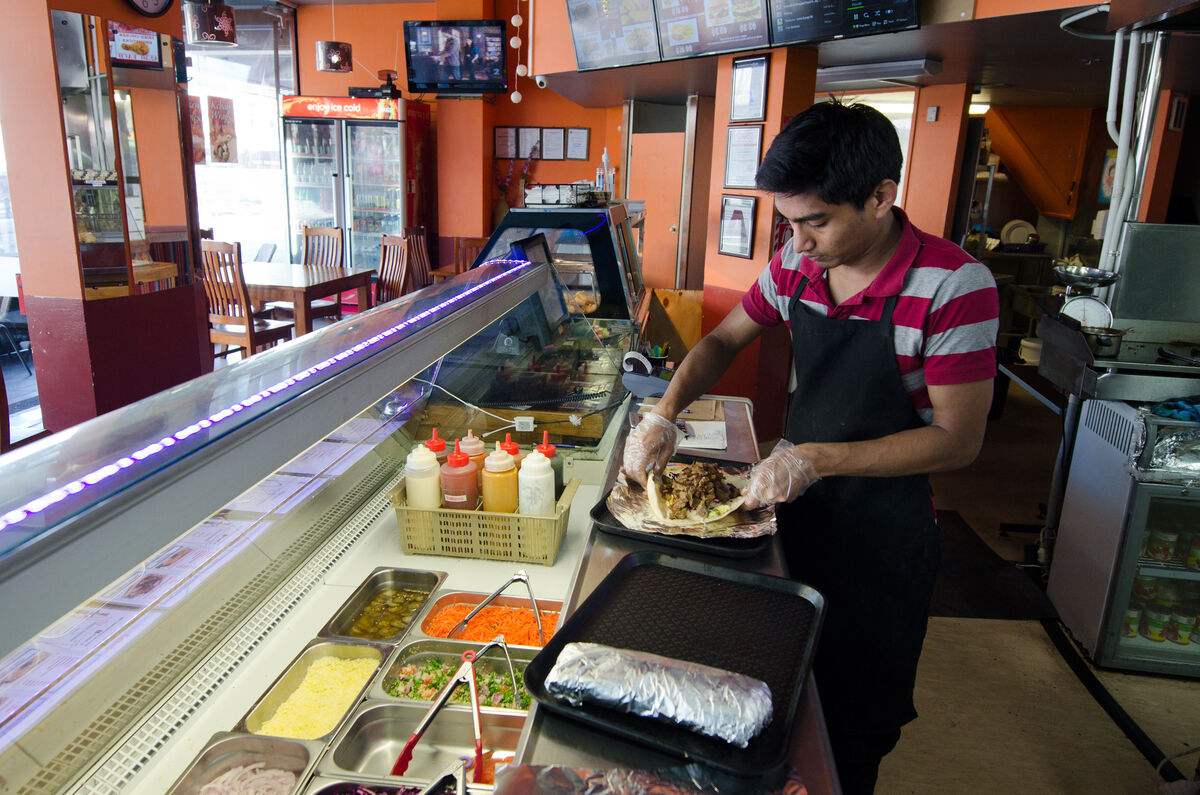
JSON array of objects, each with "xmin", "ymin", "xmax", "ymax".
[
  {"xmin": 1079, "ymin": 326, "xmax": 1127, "ymax": 359},
  {"xmin": 1053, "ymin": 264, "xmax": 1121, "ymax": 289}
]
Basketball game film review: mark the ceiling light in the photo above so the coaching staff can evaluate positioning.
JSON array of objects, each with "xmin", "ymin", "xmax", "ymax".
[
  {"xmin": 816, "ymin": 58, "xmax": 942, "ymax": 87},
  {"xmin": 969, "ymin": 103, "xmax": 991, "ymax": 116},
  {"xmin": 183, "ymin": 0, "xmax": 237, "ymax": 46},
  {"xmin": 316, "ymin": 0, "xmax": 352, "ymax": 73}
]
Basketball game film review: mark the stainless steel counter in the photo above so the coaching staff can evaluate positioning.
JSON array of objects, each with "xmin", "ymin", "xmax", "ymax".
[{"xmin": 515, "ymin": 397, "xmax": 839, "ymax": 794}]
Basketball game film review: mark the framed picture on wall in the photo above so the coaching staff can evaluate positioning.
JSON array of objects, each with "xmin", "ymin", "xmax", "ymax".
[
  {"xmin": 494, "ymin": 127, "xmax": 517, "ymax": 159},
  {"xmin": 719, "ymin": 195, "xmax": 757, "ymax": 258},
  {"xmin": 518, "ymin": 127, "xmax": 542, "ymax": 159},
  {"xmin": 541, "ymin": 127, "xmax": 565, "ymax": 160},
  {"xmin": 724, "ymin": 125, "xmax": 762, "ymax": 189},
  {"xmin": 730, "ymin": 55, "xmax": 768, "ymax": 122},
  {"xmin": 566, "ymin": 127, "xmax": 590, "ymax": 160}
]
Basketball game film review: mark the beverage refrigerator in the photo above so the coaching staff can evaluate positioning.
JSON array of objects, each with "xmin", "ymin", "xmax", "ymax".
[{"xmin": 280, "ymin": 97, "xmax": 432, "ymax": 269}]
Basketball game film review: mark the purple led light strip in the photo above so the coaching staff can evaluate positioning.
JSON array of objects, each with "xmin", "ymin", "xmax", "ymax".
[{"xmin": 0, "ymin": 261, "xmax": 534, "ymax": 536}]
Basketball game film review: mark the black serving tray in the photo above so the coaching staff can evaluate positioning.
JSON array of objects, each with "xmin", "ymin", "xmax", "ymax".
[
  {"xmin": 589, "ymin": 496, "xmax": 769, "ymax": 559},
  {"xmin": 524, "ymin": 552, "xmax": 824, "ymax": 776}
]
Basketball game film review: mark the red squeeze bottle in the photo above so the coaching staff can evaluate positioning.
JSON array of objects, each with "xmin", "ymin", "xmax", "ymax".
[
  {"xmin": 440, "ymin": 440, "xmax": 479, "ymax": 509},
  {"xmin": 424, "ymin": 427, "xmax": 448, "ymax": 465}
]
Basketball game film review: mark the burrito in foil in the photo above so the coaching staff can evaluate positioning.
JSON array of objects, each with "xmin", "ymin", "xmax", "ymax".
[{"xmin": 543, "ymin": 642, "xmax": 772, "ymax": 748}]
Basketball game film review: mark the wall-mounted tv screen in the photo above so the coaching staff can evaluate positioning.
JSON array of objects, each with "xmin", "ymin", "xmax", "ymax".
[
  {"xmin": 568, "ymin": 0, "xmax": 662, "ymax": 71},
  {"xmin": 654, "ymin": 0, "xmax": 771, "ymax": 60},
  {"xmin": 107, "ymin": 21, "xmax": 162, "ymax": 70},
  {"xmin": 403, "ymin": 20, "xmax": 507, "ymax": 95},
  {"xmin": 768, "ymin": 0, "xmax": 919, "ymax": 46}
]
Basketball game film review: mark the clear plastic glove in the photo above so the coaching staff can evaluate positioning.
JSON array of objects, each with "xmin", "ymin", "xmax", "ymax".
[
  {"xmin": 742, "ymin": 439, "xmax": 820, "ymax": 509},
  {"xmin": 622, "ymin": 412, "xmax": 679, "ymax": 486}
]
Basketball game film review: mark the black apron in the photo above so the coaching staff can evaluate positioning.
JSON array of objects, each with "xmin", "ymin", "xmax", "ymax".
[{"xmin": 780, "ymin": 276, "xmax": 940, "ymax": 738}]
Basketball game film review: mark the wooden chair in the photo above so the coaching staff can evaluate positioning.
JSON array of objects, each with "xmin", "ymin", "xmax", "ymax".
[
  {"xmin": 268, "ymin": 226, "xmax": 343, "ymax": 321},
  {"xmin": 200, "ymin": 240, "xmax": 294, "ymax": 361},
  {"xmin": 403, "ymin": 227, "xmax": 433, "ymax": 290},
  {"xmin": 376, "ymin": 234, "xmax": 410, "ymax": 304},
  {"xmin": 455, "ymin": 236, "xmax": 490, "ymax": 271}
]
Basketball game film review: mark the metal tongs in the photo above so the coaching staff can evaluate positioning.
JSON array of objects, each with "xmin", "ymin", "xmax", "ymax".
[
  {"xmin": 391, "ymin": 636, "xmax": 522, "ymax": 783},
  {"xmin": 1158, "ymin": 346, "xmax": 1200, "ymax": 367},
  {"xmin": 391, "ymin": 647, "xmax": 485, "ymax": 781},
  {"xmin": 416, "ymin": 756, "xmax": 467, "ymax": 795},
  {"xmin": 447, "ymin": 569, "xmax": 545, "ymax": 645}
]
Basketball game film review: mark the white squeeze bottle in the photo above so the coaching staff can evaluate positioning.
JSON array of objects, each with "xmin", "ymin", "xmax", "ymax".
[
  {"xmin": 404, "ymin": 445, "xmax": 442, "ymax": 509},
  {"xmin": 518, "ymin": 450, "xmax": 556, "ymax": 516}
]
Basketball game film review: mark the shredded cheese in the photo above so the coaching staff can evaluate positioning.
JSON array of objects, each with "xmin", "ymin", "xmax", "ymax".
[{"xmin": 256, "ymin": 656, "xmax": 377, "ymax": 739}]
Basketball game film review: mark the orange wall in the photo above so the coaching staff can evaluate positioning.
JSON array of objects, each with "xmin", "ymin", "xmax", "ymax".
[
  {"xmin": 904, "ymin": 84, "xmax": 971, "ymax": 237},
  {"xmin": 131, "ymin": 87, "xmax": 187, "ymax": 226},
  {"xmin": 529, "ymin": 0, "xmax": 576, "ymax": 76},
  {"xmin": 1138, "ymin": 90, "xmax": 1186, "ymax": 222},
  {"xmin": 973, "ymin": 0, "xmax": 1080, "ymax": 19}
]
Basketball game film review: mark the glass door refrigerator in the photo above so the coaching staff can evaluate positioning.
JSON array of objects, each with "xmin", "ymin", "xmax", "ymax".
[{"xmin": 281, "ymin": 97, "xmax": 408, "ymax": 268}]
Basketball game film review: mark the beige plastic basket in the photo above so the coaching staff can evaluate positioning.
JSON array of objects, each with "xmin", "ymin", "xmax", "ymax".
[{"xmin": 390, "ymin": 478, "xmax": 580, "ymax": 565}]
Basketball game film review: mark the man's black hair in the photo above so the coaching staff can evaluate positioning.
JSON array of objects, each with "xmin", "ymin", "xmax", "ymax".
[{"xmin": 755, "ymin": 100, "xmax": 903, "ymax": 208}]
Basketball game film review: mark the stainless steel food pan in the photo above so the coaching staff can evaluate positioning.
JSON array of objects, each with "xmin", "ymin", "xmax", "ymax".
[
  {"xmin": 370, "ymin": 638, "xmax": 536, "ymax": 711},
  {"xmin": 239, "ymin": 639, "xmax": 389, "ymax": 742},
  {"xmin": 167, "ymin": 731, "xmax": 321, "ymax": 794},
  {"xmin": 413, "ymin": 590, "xmax": 562, "ymax": 648},
  {"xmin": 318, "ymin": 700, "xmax": 523, "ymax": 783},
  {"xmin": 302, "ymin": 774, "xmax": 487, "ymax": 794},
  {"xmin": 319, "ymin": 567, "xmax": 446, "ymax": 643}
]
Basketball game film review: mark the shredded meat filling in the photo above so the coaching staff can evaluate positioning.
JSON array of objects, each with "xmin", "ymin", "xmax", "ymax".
[{"xmin": 659, "ymin": 462, "xmax": 737, "ymax": 520}]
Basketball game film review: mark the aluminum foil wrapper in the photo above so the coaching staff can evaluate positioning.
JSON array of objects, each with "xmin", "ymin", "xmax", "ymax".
[
  {"xmin": 493, "ymin": 764, "xmax": 807, "ymax": 795},
  {"xmin": 1149, "ymin": 428, "xmax": 1200, "ymax": 473},
  {"xmin": 543, "ymin": 642, "xmax": 772, "ymax": 749}
]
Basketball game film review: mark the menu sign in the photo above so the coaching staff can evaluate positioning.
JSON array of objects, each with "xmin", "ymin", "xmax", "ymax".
[
  {"xmin": 655, "ymin": 0, "xmax": 770, "ymax": 60},
  {"xmin": 107, "ymin": 21, "xmax": 162, "ymax": 70},
  {"xmin": 768, "ymin": 0, "xmax": 918, "ymax": 46},
  {"xmin": 568, "ymin": 0, "xmax": 662, "ymax": 71},
  {"xmin": 207, "ymin": 96, "xmax": 237, "ymax": 164}
]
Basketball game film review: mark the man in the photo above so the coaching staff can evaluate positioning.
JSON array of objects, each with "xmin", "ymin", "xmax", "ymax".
[
  {"xmin": 440, "ymin": 32, "xmax": 462, "ymax": 81},
  {"xmin": 623, "ymin": 101, "xmax": 998, "ymax": 793}
]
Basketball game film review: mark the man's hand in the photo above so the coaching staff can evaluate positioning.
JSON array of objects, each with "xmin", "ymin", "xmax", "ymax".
[
  {"xmin": 621, "ymin": 413, "xmax": 678, "ymax": 487},
  {"xmin": 742, "ymin": 440, "xmax": 819, "ymax": 509}
]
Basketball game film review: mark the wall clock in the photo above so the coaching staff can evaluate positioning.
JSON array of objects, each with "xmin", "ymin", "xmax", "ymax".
[{"xmin": 125, "ymin": 0, "xmax": 174, "ymax": 17}]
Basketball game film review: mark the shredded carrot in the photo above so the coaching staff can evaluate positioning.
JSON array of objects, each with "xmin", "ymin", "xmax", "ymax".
[{"xmin": 424, "ymin": 603, "xmax": 558, "ymax": 647}]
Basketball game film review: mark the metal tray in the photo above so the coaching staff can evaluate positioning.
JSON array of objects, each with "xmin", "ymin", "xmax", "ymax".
[
  {"xmin": 319, "ymin": 566, "xmax": 446, "ymax": 643},
  {"xmin": 414, "ymin": 590, "xmax": 563, "ymax": 648},
  {"xmin": 523, "ymin": 551, "xmax": 824, "ymax": 776},
  {"xmin": 303, "ymin": 776, "xmax": 479, "ymax": 794},
  {"xmin": 371, "ymin": 638, "xmax": 537, "ymax": 712},
  {"xmin": 239, "ymin": 639, "xmax": 389, "ymax": 742},
  {"xmin": 318, "ymin": 700, "xmax": 524, "ymax": 783},
  {"xmin": 168, "ymin": 732, "xmax": 321, "ymax": 794}
]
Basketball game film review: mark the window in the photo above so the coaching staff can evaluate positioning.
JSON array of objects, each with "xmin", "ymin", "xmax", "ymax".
[{"xmin": 187, "ymin": 4, "xmax": 297, "ymax": 261}]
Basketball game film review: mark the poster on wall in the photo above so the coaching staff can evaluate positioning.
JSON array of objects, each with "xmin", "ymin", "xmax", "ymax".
[
  {"xmin": 207, "ymin": 97, "xmax": 237, "ymax": 164},
  {"xmin": 188, "ymin": 96, "xmax": 206, "ymax": 165},
  {"xmin": 107, "ymin": 21, "xmax": 162, "ymax": 70}
]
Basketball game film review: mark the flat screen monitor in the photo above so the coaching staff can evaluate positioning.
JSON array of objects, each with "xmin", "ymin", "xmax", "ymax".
[
  {"xmin": 768, "ymin": 0, "xmax": 919, "ymax": 46},
  {"xmin": 403, "ymin": 20, "xmax": 507, "ymax": 95},
  {"xmin": 568, "ymin": 0, "xmax": 662, "ymax": 71},
  {"xmin": 654, "ymin": 0, "xmax": 771, "ymax": 60},
  {"xmin": 107, "ymin": 21, "xmax": 163, "ymax": 70}
]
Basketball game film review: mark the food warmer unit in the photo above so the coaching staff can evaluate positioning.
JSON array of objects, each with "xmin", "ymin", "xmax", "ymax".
[{"xmin": 0, "ymin": 260, "xmax": 638, "ymax": 793}]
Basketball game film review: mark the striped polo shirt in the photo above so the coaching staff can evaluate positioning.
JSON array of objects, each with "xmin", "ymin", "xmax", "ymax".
[{"xmin": 742, "ymin": 207, "xmax": 999, "ymax": 424}]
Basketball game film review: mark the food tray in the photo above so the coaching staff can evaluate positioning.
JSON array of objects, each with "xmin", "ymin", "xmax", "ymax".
[
  {"xmin": 371, "ymin": 638, "xmax": 537, "ymax": 712},
  {"xmin": 390, "ymin": 479, "xmax": 580, "ymax": 565},
  {"xmin": 239, "ymin": 639, "xmax": 389, "ymax": 742},
  {"xmin": 319, "ymin": 567, "xmax": 446, "ymax": 643},
  {"xmin": 415, "ymin": 590, "xmax": 563, "ymax": 649},
  {"xmin": 590, "ymin": 495, "xmax": 769, "ymax": 559},
  {"xmin": 167, "ymin": 732, "xmax": 321, "ymax": 794},
  {"xmin": 317, "ymin": 700, "xmax": 524, "ymax": 784},
  {"xmin": 592, "ymin": 453, "xmax": 770, "ymax": 559},
  {"xmin": 524, "ymin": 551, "xmax": 824, "ymax": 776}
]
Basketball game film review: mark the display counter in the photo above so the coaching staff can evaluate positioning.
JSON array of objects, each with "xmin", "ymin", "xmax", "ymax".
[{"xmin": 0, "ymin": 256, "xmax": 835, "ymax": 793}]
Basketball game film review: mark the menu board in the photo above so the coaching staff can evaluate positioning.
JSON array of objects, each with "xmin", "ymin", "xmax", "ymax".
[
  {"xmin": 655, "ymin": 0, "xmax": 770, "ymax": 60},
  {"xmin": 107, "ymin": 21, "xmax": 162, "ymax": 70},
  {"xmin": 568, "ymin": 0, "xmax": 662, "ymax": 71},
  {"xmin": 768, "ymin": 0, "xmax": 918, "ymax": 46}
]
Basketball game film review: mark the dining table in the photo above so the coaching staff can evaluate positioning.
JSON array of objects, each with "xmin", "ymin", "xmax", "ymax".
[{"xmin": 241, "ymin": 261, "xmax": 375, "ymax": 335}]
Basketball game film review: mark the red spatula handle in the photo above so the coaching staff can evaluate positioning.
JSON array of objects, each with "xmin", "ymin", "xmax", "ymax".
[{"xmin": 390, "ymin": 737, "xmax": 417, "ymax": 776}]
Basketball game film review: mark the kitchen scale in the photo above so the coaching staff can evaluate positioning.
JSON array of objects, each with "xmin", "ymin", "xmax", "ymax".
[{"xmin": 1054, "ymin": 264, "xmax": 1120, "ymax": 328}]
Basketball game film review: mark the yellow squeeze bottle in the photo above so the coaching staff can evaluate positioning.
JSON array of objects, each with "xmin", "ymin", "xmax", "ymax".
[{"xmin": 481, "ymin": 442, "xmax": 518, "ymax": 513}]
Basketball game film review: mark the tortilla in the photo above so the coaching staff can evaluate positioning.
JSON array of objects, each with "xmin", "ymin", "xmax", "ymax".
[{"xmin": 646, "ymin": 462, "xmax": 746, "ymax": 526}]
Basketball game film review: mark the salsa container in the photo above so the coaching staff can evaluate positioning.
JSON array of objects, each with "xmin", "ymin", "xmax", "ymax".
[
  {"xmin": 524, "ymin": 551, "xmax": 824, "ymax": 776},
  {"xmin": 319, "ymin": 566, "xmax": 446, "ymax": 643},
  {"xmin": 370, "ymin": 638, "xmax": 537, "ymax": 712}
]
